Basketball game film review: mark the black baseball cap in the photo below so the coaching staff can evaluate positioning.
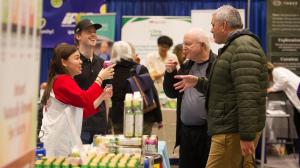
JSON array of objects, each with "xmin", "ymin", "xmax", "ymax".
[{"xmin": 74, "ymin": 19, "xmax": 102, "ymax": 34}]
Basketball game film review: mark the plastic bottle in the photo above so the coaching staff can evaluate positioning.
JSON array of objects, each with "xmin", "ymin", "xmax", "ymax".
[
  {"xmin": 133, "ymin": 92, "xmax": 143, "ymax": 137},
  {"xmin": 134, "ymin": 109, "xmax": 143, "ymax": 137},
  {"xmin": 124, "ymin": 107, "xmax": 134, "ymax": 137}
]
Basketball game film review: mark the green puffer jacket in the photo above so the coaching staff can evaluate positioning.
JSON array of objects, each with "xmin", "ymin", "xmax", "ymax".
[{"xmin": 198, "ymin": 30, "xmax": 268, "ymax": 141}]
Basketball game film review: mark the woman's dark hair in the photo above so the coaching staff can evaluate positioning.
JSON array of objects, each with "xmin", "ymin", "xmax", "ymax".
[{"xmin": 41, "ymin": 43, "xmax": 77, "ymax": 105}]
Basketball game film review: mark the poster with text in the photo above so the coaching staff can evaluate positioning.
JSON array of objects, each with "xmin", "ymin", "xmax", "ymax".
[
  {"xmin": 122, "ymin": 16, "xmax": 191, "ymax": 61},
  {"xmin": 42, "ymin": 0, "xmax": 106, "ymax": 48},
  {"xmin": 267, "ymin": 0, "xmax": 300, "ymax": 74},
  {"xmin": 0, "ymin": 0, "xmax": 42, "ymax": 167}
]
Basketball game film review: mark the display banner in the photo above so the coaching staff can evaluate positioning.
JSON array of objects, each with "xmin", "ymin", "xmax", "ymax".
[
  {"xmin": 80, "ymin": 13, "xmax": 116, "ymax": 41},
  {"xmin": 121, "ymin": 16, "xmax": 191, "ymax": 60},
  {"xmin": 0, "ymin": 0, "xmax": 42, "ymax": 167},
  {"xmin": 191, "ymin": 9, "xmax": 245, "ymax": 54},
  {"xmin": 42, "ymin": 0, "xmax": 106, "ymax": 48},
  {"xmin": 267, "ymin": 0, "xmax": 300, "ymax": 74}
]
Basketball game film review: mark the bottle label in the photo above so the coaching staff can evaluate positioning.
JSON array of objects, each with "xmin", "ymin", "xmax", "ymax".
[
  {"xmin": 124, "ymin": 114, "xmax": 134, "ymax": 137},
  {"xmin": 134, "ymin": 113, "xmax": 143, "ymax": 137}
]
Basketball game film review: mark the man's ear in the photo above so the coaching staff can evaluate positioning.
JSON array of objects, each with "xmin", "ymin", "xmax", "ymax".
[
  {"xmin": 221, "ymin": 21, "xmax": 227, "ymax": 32},
  {"xmin": 75, "ymin": 33, "xmax": 80, "ymax": 41}
]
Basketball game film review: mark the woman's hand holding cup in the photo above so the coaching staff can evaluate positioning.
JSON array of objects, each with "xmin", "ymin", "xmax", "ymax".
[
  {"xmin": 98, "ymin": 63, "xmax": 115, "ymax": 80},
  {"xmin": 102, "ymin": 84, "xmax": 113, "ymax": 100}
]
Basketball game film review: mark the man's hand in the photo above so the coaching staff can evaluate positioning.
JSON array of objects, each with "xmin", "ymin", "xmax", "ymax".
[
  {"xmin": 173, "ymin": 75, "xmax": 198, "ymax": 92},
  {"xmin": 240, "ymin": 140, "xmax": 255, "ymax": 156},
  {"xmin": 157, "ymin": 122, "xmax": 163, "ymax": 129},
  {"xmin": 165, "ymin": 59, "xmax": 178, "ymax": 73},
  {"xmin": 150, "ymin": 70, "xmax": 164, "ymax": 81}
]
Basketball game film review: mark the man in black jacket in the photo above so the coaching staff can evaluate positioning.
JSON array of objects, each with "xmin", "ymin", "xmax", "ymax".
[
  {"xmin": 163, "ymin": 28, "xmax": 216, "ymax": 168},
  {"xmin": 73, "ymin": 19, "xmax": 110, "ymax": 144}
]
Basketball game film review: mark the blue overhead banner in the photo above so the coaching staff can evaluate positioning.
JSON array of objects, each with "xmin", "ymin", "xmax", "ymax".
[{"xmin": 42, "ymin": 0, "xmax": 106, "ymax": 48}]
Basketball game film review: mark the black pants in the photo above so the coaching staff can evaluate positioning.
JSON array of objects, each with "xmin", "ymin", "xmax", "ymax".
[
  {"xmin": 179, "ymin": 123, "xmax": 211, "ymax": 168},
  {"xmin": 81, "ymin": 130, "xmax": 97, "ymax": 144},
  {"xmin": 81, "ymin": 120, "xmax": 112, "ymax": 144},
  {"xmin": 294, "ymin": 106, "xmax": 300, "ymax": 135}
]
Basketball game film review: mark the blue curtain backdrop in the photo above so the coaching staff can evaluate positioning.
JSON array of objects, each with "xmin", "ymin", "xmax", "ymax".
[
  {"xmin": 107, "ymin": 0, "xmax": 266, "ymax": 49},
  {"xmin": 40, "ymin": 0, "xmax": 266, "ymax": 83},
  {"xmin": 40, "ymin": 48, "xmax": 53, "ymax": 83}
]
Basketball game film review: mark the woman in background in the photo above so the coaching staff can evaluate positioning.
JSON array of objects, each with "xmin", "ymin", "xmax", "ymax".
[
  {"xmin": 129, "ymin": 42, "xmax": 163, "ymax": 130},
  {"xmin": 267, "ymin": 62, "xmax": 300, "ymax": 110},
  {"xmin": 40, "ymin": 43, "xmax": 114, "ymax": 156},
  {"xmin": 267, "ymin": 62, "xmax": 300, "ymax": 148},
  {"xmin": 173, "ymin": 43, "xmax": 187, "ymax": 66},
  {"xmin": 110, "ymin": 41, "xmax": 162, "ymax": 135}
]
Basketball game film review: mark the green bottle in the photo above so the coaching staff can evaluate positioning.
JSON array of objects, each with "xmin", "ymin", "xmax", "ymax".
[
  {"xmin": 124, "ymin": 106, "xmax": 134, "ymax": 137},
  {"xmin": 133, "ymin": 92, "xmax": 143, "ymax": 137}
]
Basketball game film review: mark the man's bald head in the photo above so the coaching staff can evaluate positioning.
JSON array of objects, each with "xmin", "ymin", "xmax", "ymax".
[
  {"xmin": 183, "ymin": 28, "xmax": 211, "ymax": 63},
  {"xmin": 184, "ymin": 28, "xmax": 210, "ymax": 50}
]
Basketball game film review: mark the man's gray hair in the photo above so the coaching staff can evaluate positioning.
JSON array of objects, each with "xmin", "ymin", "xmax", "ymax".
[{"xmin": 214, "ymin": 5, "xmax": 243, "ymax": 29}]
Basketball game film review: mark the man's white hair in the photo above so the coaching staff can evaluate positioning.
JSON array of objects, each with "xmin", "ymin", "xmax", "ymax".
[
  {"xmin": 214, "ymin": 5, "xmax": 243, "ymax": 29},
  {"xmin": 110, "ymin": 41, "xmax": 132, "ymax": 63},
  {"xmin": 186, "ymin": 27, "xmax": 210, "ymax": 50}
]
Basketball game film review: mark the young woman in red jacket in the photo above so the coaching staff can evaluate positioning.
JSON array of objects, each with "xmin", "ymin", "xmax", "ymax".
[{"xmin": 39, "ymin": 43, "xmax": 115, "ymax": 156}]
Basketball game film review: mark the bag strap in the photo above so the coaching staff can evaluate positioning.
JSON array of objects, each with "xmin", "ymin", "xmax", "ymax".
[
  {"xmin": 132, "ymin": 75, "xmax": 150, "ymax": 107},
  {"xmin": 135, "ymin": 64, "xmax": 142, "ymax": 75}
]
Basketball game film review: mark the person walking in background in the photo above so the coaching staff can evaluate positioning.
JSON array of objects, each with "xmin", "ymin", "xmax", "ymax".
[
  {"xmin": 73, "ymin": 19, "xmax": 110, "ymax": 144},
  {"xmin": 39, "ymin": 44, "xmax": 114, "ymax": 157},
  {"xmin": 163, "ymin": 28, "xmax": 216, "ymax": 168},
  {"xmin": 173, "ymin": 43, "xmax": 187, "ymax": 66},
  {"xmin": 173, "ymin": 5, "xmax": 268, "ymax": 168},
  {"xmin": 144, "ymin": 35, "xmax": 178, "ymax": 92}
]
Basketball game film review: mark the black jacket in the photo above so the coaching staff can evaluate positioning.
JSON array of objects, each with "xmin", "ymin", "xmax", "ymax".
[
  {"xmin": 74, "ymin": 54, "xmax": 107, "ymax": 133},
  {"xmin": 110, "ymin": 59, "xmax": 162, "ymax": 123},
  {"xmin": 163, "ymin": 51, "xmax": 216, "ymax": 149}
]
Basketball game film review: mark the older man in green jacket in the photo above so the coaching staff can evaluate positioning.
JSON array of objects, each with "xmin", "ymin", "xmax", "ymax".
[{"xmin": 174, "ymin": 5, "xmax": 268, "ymax": 168}]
